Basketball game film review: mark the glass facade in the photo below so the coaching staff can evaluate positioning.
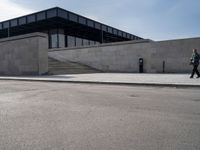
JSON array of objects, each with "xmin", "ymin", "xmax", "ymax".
[
  {"xmin": 58, "ymin": 9, "xmax": 68, "ymax": 19},
  {"xmin": 49, "ymin": 29, "xmax": 58, "ymax": 48},
  {"xmin": 102, "ymin": 25, "xmax": 107, "ymax": 32},
  {"xmin": 48, "ymin": 27, "xmax": 100, "ymax": 49},
  {"xmin": 47, "ymin": 9, "xmax": 57, "ymax": 18},
  {"xmin": 83, "ymin": 39, "xmax": 89, "ymax": 46},
  {"xmin": 3, "ymin": 21, "xmax": 9, "ymax": 28},
  {"xmin": 27, "ymin": 15, "xmax": 36, "ymax": 23},
  {"xmin": 79, "ymin": 17, "xmax": 86, "ymax": 25},
  {"xmin": 0, "ymin": 7, "xmax": 143, "ymax": 44},
  {"xmin": 123, "ymin": 32, "xmax": 126, "ymax": 38},
  {"xmin": 18, "ymin": 17, "xmax": 26, "ymax": 25},
  {"xmin": 37, "ymin": 12, "xmax": 46, "ymax": 21},
  {"xmin": 118, "ymin": 31, "xmax": 122, "ymax": 36},
  {"xmin": 10, "ymin": 19, "xmax": 18, "ymax": 27},
  {"xmin": 66, "ymin": 35, "xmax": 99, "ymax": 48},
  {"xmin": 69, "ymin": 13, "xmax": 78, "ymax": 22},
  {"xmin": 113, "ymin": 29, "xmax": 117, "ymax": 35},
  {"xmin": 87, "ymin": 20, "xmax": 94, "ymax": 28},
  {"xmin": 94, "ymin": 22, "xmax": 101, "ymax": 29},
  {"xmin": 58, "ymin": 30, "xmax": 65, "ymax": 48},
  {"xmin": 108, "ymin": 27, "xmax": 112, "ymax": 33},
  {"xmin": 67, "ymin": 36, "xmax": 75, "ymax": 47},
  {"xmin": 76, "ymin": 37, "xmax": 82, "ymax": 47},
  {"xmin": 49, "ymin": 29, "xmax": 65, "ymax": 48}
]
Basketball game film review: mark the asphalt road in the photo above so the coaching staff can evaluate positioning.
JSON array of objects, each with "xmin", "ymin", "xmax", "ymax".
[{"xmin": 0, "ymin": 80, "xmax": 200, "ymax": 150}]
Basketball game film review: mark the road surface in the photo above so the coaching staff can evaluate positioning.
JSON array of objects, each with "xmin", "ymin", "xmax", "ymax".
[{"xmin": 0, "ymin": 80, "xmax": 200, "ymax": 150}]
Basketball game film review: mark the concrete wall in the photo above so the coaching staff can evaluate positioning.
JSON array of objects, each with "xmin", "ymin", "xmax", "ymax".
[
  {"xmin": 0, "ymin": 33, "xmax": 48, "ymax": 75},
  {"xmin": 48, "ymin": 37, "xmax": 200, "ymax": 73}
]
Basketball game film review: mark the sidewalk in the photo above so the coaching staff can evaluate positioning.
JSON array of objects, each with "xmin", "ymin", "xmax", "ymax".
[{"xmin": 0, "ymin": 73, "xmax": 200, "ymax": 88}]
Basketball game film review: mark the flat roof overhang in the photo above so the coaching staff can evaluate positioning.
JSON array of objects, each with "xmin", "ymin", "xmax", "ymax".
[{"xmin": 0, "ymin": 7, "xmax": 143, "ymax": 42}]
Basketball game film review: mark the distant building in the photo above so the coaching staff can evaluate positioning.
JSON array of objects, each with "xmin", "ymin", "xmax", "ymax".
[{"xmin": 0, "ymin": 7, "xmax": 143, "ymax": 49}]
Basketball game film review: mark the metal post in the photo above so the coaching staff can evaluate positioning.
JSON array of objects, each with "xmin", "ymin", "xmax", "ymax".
[{"xmin": 101, "ymin": 29, "xmax": 104, "ymax": 43}]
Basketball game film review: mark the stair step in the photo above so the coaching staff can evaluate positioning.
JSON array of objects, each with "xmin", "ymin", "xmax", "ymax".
[{"xmin": 48, "ymin": 57, "xmax": 100, "ymax": 75}]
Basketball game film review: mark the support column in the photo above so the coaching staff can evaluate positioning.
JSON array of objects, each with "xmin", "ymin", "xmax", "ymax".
[
  {"xmin": 100, "ymin": 29, "xmax": 104, "ymax": 43},
  {"xmin": 7, "ymin": 27, "xmax": 10, "ymax": 37}
]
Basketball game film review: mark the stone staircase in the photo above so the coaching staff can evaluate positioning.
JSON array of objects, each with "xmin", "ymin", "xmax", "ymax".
[{"xmin": 48, "ymin": 57, "xmax": 101, "ymax": 75}]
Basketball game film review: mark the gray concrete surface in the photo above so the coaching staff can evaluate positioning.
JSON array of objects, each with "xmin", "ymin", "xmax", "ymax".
[
  {"xmin": 0, "ymin": 73, "xmax": 200, "ymax": 87},
  {"xmin": 49, "ymin": 37, "xmax": 200, "ymax": 73},
  {"xmin": 0, "ymin": 80, "xmax": 200, "ymax": 150},
  {"xmin": 1, "ymin": 32, "xmax": 199, "ymax": 75},
  {"xmin": 0, "ymin": 33, "xmax": 48, "ymax": 75}
]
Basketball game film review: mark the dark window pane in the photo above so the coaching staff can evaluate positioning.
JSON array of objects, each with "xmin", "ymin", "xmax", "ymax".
[
  {"xmin": 47, "ymin": 9, "xmax": 57, "ymax": 18},
  {"xmin": 58, "ymin": 29, "xmax": 65, "ymax": 48},
  {"xmin": 0, "ymin": 23, "xmax": 2, "ymax": 29},
  {"xmin": 27, "ymin": 15, "xmax": 36, "ymax": 23},
  {"xmin": 108, "ymin": 27, "xmax": 112, "ymax": 33},
  {"xmin": 127, "ymin": 34, "xmax": 129, "ymax": 39},
  {"xmin": 18, "ymin": 17, "xmax": 26, "ymax": 25},
  {"xmin": 69, "ymin": 13, "xmax": 78, "ymax": 22},
  {"xmin": 10, "ymin": 19, "xmax": 17, "ymax": 27},
  {"xmin": 58, "ymin": 9, "xmax": 68, "ymax": 19},
  {"xmin": 83, "ymin": 39, "xmax": 89, "ymax": 46},
  {"xmin": 102, "ymin": 25, "xmax": 107, "ymax": 32},
  {"xmin": 37, "ymin": 12, "xmax": 46, "ymax": 21},
  {"xmin": 94, "ymin": 22, "xmax": 101, "ymax": 29},
  {"xmin": 49, "ymin": 29, "xmax": 65, "ymax": 48},
  {"xmin": 50, "ymin": 34, "xmax": 58, "ymax": 48},
  {"xmin": 130, "ymin": 35, "xmax": 133, "ymax": 39},
  {"xmin": 118, "ymin": 30, "xmax": 122, "ymax": 36},
  {"xmin": 76, "ymin": 37, "xmax": 82, "ymax": 47},
  {"xmin": 123, "ymin": 32, "xmax": 126, "ymax": 38},
  {"xmin": 3, "ymin": 21, "xmax": 9, "ymax": 28},
  {"xmin": 67, "ymin": 36, "xmax": 76, "ymax": 47},
  {"xmin": 127, "ymin": 34, "xmax": 131, "ymax": 39},
  {"xmin": 58, "ymin": 34, "xmax": 65, "ymax": 48},
  {"xmin": 79, "ymin": 17, "xmax": 86, "ymax": 25},
  {"xmin": 125, "ymin": 33, "xmax": 128, "ymax": 38},
  {"xmin": 113, "ymin": 29, "xmax": 117, "ymax": 35},
  {"xmin": 49, "ymin": 29, "xmax": 58, "ymax": 48},
  {"xmin": 87, "ymin": 20, "xmax": 94, "ymax": 27}
]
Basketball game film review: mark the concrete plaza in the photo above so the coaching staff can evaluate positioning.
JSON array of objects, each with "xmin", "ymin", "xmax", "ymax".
[
  {"xmin": 0, "ymin": 80, "xmax": 200, "ymax": 150},
  {"xmin": 0, "ymin": 73, "xmax": 200, "ymax": 87}
]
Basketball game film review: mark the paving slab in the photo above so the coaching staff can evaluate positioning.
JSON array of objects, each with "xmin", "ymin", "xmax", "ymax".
[{"xmin": 0, "ymin": 73, "xmax": 200, "ymax": 88}]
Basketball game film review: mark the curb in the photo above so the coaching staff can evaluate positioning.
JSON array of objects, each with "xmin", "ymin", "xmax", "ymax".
[{"xmin": 0, "ymin": 77, "xmax": 200, "ymax": 88}]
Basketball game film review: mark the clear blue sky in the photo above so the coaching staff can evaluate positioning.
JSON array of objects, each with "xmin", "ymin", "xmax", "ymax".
[{"xmin": 1, "ymin": 0, "xmax": 200, "ymax": 41}]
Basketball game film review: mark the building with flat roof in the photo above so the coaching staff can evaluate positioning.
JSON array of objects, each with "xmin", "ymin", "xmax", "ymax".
[
  {"xmin": 1, "ymin": 7, "xmax": 199, "ymax": 76},
  {"xmin": 0, "ymin": 7, "xmax": 143, "ymax": 49}
]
